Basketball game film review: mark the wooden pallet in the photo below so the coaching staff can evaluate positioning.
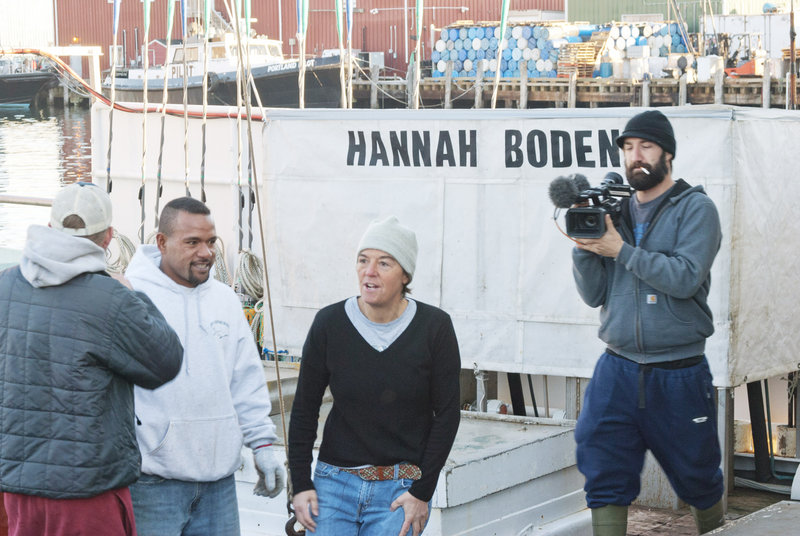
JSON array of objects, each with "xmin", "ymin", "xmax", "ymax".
[{"xmin": 556, "ymin": 42, "xmax": 602, "ymax": 78}]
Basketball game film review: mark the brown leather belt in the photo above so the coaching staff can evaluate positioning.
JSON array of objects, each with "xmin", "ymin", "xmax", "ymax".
[{"xmin": 341, "ymin": 463, "xmax": 422, "ymax": 481}]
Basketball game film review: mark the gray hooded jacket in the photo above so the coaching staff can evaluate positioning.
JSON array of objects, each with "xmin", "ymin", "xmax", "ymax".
[
  {"xmin": 573, "ymin": 180, "xmax": 722, "ymax": 363},
  {"xmin": 0, "ymin": 225, "xmax": 183, "ymax": 499}
]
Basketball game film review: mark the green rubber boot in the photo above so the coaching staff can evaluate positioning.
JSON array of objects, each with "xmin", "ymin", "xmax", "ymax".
[
  {"xmin": 690, "ymin": 500, "xmax": 724, "ymax": 534},
  {"xmin": 591, "ymin": 504, "xmax": 628, "ymax": 536}
]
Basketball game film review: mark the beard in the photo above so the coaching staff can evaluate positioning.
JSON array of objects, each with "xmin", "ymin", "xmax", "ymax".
[{"xmin": 626, "ymin": 152, "xmax": 670, "ymax": 191}]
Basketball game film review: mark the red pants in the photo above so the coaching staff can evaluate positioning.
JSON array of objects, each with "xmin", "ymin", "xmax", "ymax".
[{"xmin": 4, "ymin": 488, "xmax": 136, "ymax": 536}]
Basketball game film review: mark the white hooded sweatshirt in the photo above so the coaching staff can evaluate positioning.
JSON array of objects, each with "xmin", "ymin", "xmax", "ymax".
[{"xmin": 125, "ymin": 245, "xmax": 276, "ymax": 481}]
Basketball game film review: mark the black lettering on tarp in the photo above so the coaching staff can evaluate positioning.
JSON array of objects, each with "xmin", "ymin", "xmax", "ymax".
[
  {"xmin": 460, "ymin": 130, "xmax": 477, "ymax": 167},
  {"xmin": 551, "ymin": 130, "xmax": 571, "ymax": 168},
  {"xmin": 370, "ymin": 132, "xmax": 389, "ymax": 166},
  {"xmin": 412, "ymin": 131, "xmax": 431, "ymax": 167},
  {"xmin": 599, "ymin": 129, "xmax": 621, "ymax": 168},
  {"xmin": 505, "ymin": 130, "xmax": 523, "ymax": 168},
  {"xmin": 436, "ymin": 131, "xmax": 456, "ymax": 166},
  {"xmin": 526, "ymin": 130, "xmax": 547, "ymax": 167},
  {"xmin": 389, "ymin": 132, "xmax": 410, "ymax": 167},
  {"xmin": 347, "ymin": 131, "xmax": 367, "ymax": 166},
  {"xmin": 575, "ymin": 130, "xmax": 595, "ymax": 168}
]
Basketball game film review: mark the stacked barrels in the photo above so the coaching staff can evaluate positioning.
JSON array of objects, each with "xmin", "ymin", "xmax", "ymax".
[{"xmin": 431, "ymin": 24, "xmax": 599, "ymax": 79}]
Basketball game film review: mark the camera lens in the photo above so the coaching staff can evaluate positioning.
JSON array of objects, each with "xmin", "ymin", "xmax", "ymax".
[{"xmin": 583, "ymin": 214, "xmax": 598, "ymax": 228}]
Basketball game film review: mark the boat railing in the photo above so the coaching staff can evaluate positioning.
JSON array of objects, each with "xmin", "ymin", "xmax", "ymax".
[{"xmin": 0, "ymin": 194, "xmax": 52, "ymax": 207}]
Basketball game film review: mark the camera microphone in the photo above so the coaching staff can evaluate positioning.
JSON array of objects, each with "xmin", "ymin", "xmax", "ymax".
[
  {"xmin": 548, "ymin": 173, "xmax": 591, "ymax": 208},
  {"xmin": 548, "ymin": 176, "xmax": 580, "ymax": 209},
  {"xmin": 603, "ymin": 172, "xmax": 624, "ymax": 184},
  {"xmin": 571, "ymin": 173, "xmax": 590, "ymax": 193}
]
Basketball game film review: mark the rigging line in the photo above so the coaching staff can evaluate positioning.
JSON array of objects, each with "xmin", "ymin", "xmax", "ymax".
[
  {"xmin": 200, "ymin": 0, "xmax": 211, "ymax": 204},
  {"xmin": 227, "ymin": 0, "xmax": 290, "ymax": 471},
  {"xmin": 106, "ymin": 0, "xmax": 121, "ymax": 195},
  {"xmin": 139, "ymin": 1, "xmax": 153, "ymax": 245},
  {"xmin": 155, "ymin": 1, "xmax": 177, "ymax": 229},
  {"xmin": 242, "ymin": 8, "xmax": 255, "ymax": 250},
  {"xmin": 222, "ymin": 0, "xmax": 246, "ymax": 252},
  {"xmin": 182, "ymin": 29, "xmax": 191, "ymax": 197}
]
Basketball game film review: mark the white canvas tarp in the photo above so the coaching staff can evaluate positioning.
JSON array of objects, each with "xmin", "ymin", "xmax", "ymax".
[{"xmin": 93, "ymin": 104, "xmax": 800, "ymax": 387}]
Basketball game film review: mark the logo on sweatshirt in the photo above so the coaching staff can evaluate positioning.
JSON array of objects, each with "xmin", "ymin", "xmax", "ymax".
[
  {"xmin": 646, "ymin": 294, "xmax": 658, "ymax": 304},
  {"xmin": 209, "ymin": 320, "xmax": 230, "ymax": 340}
]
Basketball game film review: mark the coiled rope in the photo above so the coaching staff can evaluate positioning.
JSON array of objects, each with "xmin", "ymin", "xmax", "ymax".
[{"xmin": 106, "ymin": 230, "xmax": 137, "ymax": 274}]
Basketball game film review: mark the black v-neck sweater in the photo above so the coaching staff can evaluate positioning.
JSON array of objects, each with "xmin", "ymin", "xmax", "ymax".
[{"xmin": 288, "ymin": 299, "xmax": 461, "ymax": 502}]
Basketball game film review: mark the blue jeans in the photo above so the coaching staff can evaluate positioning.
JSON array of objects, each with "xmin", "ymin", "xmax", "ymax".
[
  {"xmin": 312, "ymin": 461, "xmax": 428, "ymax": 536},
  {"xmin": 129, "ymin": 473, "xmax": 240, "ymax": 536}
]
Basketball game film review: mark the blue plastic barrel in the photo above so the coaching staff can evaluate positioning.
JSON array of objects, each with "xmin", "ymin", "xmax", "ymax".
[
  {"xmin": 508, "ymin": 37, "xmax": 517, "ymax": 50},
  {"xmin": 441, "ymin": 29, "xmax": 448, "ymax": 41},
  {"xmin": 599, "ymin": 62, "xmax": 612, "ymax": 77},
  {"xmin": 529, "ymin": 69, "xmax": 540, "ymax": 78},
  {"xmin": 449, "ymin": 28, "xmax": 458, "ymax": 40},
  {"xmin": 502, "ymin": 48, "xmax": 512, "ymax": 60},
  {"xmin": 432, "ymin": 51, "xmax": 440, "ymax": 62},
  {"xmin": 459, "ymin": 28, "xmax": 468, "ymax": 39},
  {"xmin": 476, "ymin": 49, "xmax": 486, "ymax": 60},
  {"xmin": 508, "ymin": 59, "xmax": 518, "ymax": 71},
  {"xmin": 468, "ymin": 27, "xmax": 477, "ymax": 39}
]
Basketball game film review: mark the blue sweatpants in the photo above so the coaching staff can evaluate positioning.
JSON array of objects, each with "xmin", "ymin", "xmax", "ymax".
[{"xmin": 575, "ymin": 352, "xmax": 724, "ymax": 510}]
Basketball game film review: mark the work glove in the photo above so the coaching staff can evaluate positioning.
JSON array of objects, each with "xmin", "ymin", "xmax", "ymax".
[{"xmin": 253, "ymin": 446, "xmax": 285, "ymax": 498}]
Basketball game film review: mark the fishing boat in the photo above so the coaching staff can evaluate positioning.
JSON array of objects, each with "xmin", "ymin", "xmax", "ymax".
[
  {"xmin": 103, "ymin": 32, "xmax": 346, "ymax": 108},
  {"xmin": 90, "ymin": 101, "xmax": 800, "ymax": 535},
  {"xmin": 0, "ymin": 58, "xmax": 58, "ymax": 108}
]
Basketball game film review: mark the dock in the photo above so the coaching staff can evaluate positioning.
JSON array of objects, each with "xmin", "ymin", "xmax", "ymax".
[{"xmin": 351, "ymin": 75, "xmax": 800, "ymax": 109}]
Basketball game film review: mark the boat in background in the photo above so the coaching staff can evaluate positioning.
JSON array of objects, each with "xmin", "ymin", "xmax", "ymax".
[
  {"xmin": 104, "ymin": 32, "xmax": 346, "ymax": 108},
  {"xmin": 0, "ymin": 56, "xmax": 58, "ymax": 108}
]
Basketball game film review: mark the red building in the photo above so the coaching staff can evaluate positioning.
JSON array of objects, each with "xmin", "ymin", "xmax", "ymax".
[{"xmin": 56, "ymin": 0, "xmax": 564, "ymax": 75}]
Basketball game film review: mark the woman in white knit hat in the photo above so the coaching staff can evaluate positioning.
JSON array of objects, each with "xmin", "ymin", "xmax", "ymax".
[{"xmin": 288, "ymin": 216, "xmax": 461, "ymax": 536}]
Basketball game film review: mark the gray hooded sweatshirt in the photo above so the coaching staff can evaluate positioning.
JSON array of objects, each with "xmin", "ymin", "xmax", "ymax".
[{"xmin": 573, "ymin": 180, "xmax": 722, "ymax": 363}]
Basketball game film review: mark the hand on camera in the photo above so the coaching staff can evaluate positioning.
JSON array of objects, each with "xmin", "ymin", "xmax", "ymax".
[{"xmin": 575, "ymin": 215, "xmax": 624, "ymax": 259}]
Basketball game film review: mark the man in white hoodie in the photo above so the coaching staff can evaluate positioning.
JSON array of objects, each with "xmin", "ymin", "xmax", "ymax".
[
  {"xmin": 0, "ymin": 182, "xmax": 183, "ymax": 536},
  {"xmin": 125, "ymin": 196, "xmax": 284, "ymax": 535}
]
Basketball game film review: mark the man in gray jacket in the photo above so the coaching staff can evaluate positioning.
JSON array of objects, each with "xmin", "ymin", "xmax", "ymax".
[
  {"xmin": 571, "ymin": 111, "xmax": 724, "ymax": 535},
  {"xmin": 0, "ymin": 182, "xmax": 183, "ymax": 536}
]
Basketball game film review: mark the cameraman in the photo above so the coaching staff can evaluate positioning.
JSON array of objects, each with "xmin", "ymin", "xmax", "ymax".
[{"xmin": 571, "ymin": 110, "xmax": 724, "ymax": 535}]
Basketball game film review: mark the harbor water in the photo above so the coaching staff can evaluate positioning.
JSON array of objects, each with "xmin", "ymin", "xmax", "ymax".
[{"xmin": 0, "ymin": 105, "xmax": 91, "ymax": 250}]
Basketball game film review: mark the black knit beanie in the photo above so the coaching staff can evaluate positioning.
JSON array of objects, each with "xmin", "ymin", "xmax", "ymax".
[{"xmin": 615, "ymin": 110, "xmax": 676, "ymax": 158}]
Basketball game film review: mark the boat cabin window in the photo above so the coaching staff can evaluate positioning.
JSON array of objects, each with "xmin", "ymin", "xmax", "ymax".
[
  {"xmin": 268, "ymin": 44, "xmax": 283, "ymax": 57},
  {"xmin": 248, "ymin": 45, "xmax": 268, "ymax": 57},
  {"xmin": 172, "ymin": 47, "xmax": 199, "ymax": 63}
]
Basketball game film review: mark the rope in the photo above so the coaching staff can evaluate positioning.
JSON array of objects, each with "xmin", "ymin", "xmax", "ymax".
[
  {"xmin": 223, "ymin": 0, "xmax": 291, "ymax": 510},
  {"xmin": 182, "ymin": 38, "xmax": 191, "ymax": 198},
  {"xmin": 106, "ymin": 28, "xmax": 119, "ymax": 194},
  {"xmin": 155, "ymin": 13, "xmax": 176, "ymax": 230},
  {"xmin": 213, "ymin": 236, "xmax": 232, "ymax": 286},
  {"xmin": 200, "ymin": 31, "xmax": 210, "ymax": 203},
  {"xmin": 106, "ymin": 230, "xmax": 137, "ymax": 273},
  {"xmin": 236, "ymin": 249, "xmax": 264, "ymax": 300},
  {"xmin": 139, "ymin": 8, "xmax": 152, "ymax": 245}
]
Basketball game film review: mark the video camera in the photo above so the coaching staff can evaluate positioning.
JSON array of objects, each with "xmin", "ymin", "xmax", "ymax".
[{"xmin": 548, "ymin": 172, "xmax": 632, "ymax": 239}]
